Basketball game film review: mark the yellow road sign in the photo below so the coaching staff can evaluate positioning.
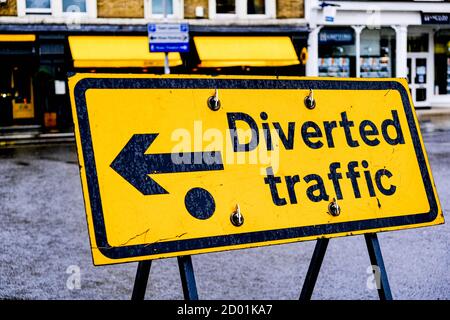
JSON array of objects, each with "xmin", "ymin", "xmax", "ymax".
[{"xmin": 69, "ymin": 74, "xmax": 443, "ymax": 265}]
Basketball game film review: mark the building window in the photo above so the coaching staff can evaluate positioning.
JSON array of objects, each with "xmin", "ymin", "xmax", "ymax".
[
  {"xmin": 62, "ymin": 0, "xmax": 87, "ymax": 13},
  {"xmin": 360, "ymin": 27, "xmax": 396, "ymax": 78},
  {"xmin": 25, "ymin": 0, "xmax": 52, "ymax": 14},
  {"xmin": 217, "ymin": 0, "xmax": 236, "ymax": 14},
  {"xmin": 209, "ymin": 0, "xmax": 275, "ymax": 19},
  {"xmin": 152, "ymin": 0, "xmax": 174, "ymax": 15},
  {"xmin": 247, "ymin": 0, "xmax": 265, "ymax": 15},
  {"xmin": 144, "ymin": 0, "xmax": 182, "ymax": 18}
]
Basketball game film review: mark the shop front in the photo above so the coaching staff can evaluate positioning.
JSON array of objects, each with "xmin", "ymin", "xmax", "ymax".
[
  {"xmin": 0, "ymin": 33, "xmax": 72, "ymax": 134},
  {"xmin": 0, "ymin": 35, "xmax": 38, "ymax": 129},
  {"xmin": 306, "ymin": 0, "xmax": 450, "ymax": 108}
]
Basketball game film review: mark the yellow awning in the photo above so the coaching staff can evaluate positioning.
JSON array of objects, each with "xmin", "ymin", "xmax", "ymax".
[
  {"xmin": 0, "ymin": 34, "xmax": 36, "ymax": 42},
  {"xmin": 194, "ymin": 36, "xmax": 300, "ymax": 68},
  {"xmin": 68, "ymin": 36, "xmax": 183, "ymax": 68}
]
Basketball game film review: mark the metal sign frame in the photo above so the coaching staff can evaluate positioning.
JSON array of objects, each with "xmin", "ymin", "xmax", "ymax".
[
  {"xmin": 72, "ymin": 76, "xmax": 440, "ymax": 262},
  {"xmin": 131, "ymin": 233, "xmax": 392, "ymax": 300}
]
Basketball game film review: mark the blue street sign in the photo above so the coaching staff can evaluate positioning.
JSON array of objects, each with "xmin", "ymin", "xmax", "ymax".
[{"xmin": 148, "ymin": 23, "xmax": 190, "ymax": 53}]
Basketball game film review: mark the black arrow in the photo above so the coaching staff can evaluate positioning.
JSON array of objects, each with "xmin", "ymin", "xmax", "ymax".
[{"xmin": 110, "ymin": 134, "xmax": 224, "ymax": 195}]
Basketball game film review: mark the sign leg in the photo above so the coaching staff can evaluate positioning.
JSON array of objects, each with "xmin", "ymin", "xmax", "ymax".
[
  {"xmin": 178, "ymin": 256, "xmax": 199, "ymax": 300},
  {"xmin": 364, "ymin": 233, "xmax": 393, "ymax": 300},
  {"xmin": 299, "ymin": 238, "xmax": 330, "ymax": 300},
  {"xmin": 131, "ymin": 260, "xmax": 152, "ymax": 300}
]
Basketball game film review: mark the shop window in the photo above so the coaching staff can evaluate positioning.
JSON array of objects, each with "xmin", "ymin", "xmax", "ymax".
[
  {"xmin": 414, "ymin": 58, "xmax": 427, "ymax": 84},
  {"xmin": 360, "ymin": 27, "xmax": 396, "ymax": 78},
  {"xmin": 408, "ymin": 33, "xmax": 429, "ymax": 53},
  {"xmin": 318, "ymin": 27, "xmax": 355, "ymax": 77},
  {"xmin": 217, "ymin": 0, "xmax": 236, "ymax": 14},
  {"xmin": 434, "ymin": 31, "xmax": 450, "ymax": 95},
  {"xmin": 145, "ymin": 0, "xmax": 182, "ymax": 18},
  {"xmin": 209, "ymin": 0, "xmax": 275, "ymax": 18}
]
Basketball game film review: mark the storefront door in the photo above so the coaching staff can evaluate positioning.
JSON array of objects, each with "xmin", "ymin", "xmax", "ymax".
[
  {"xmin": 407, "ymin": 53, "xmax": 431, "ymax": 108},
  {"xmin": 0, "ymin": 65, "xmax": 35, "ymax": 127},
  {"xmin": 407, "ymin": 30, "xmax": 433, "ymax": 107}
]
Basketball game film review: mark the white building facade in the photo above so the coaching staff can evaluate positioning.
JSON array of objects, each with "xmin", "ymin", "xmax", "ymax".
[{"xmin": 305, "ymin": 0, "xmax": 450, "ymax": 108}]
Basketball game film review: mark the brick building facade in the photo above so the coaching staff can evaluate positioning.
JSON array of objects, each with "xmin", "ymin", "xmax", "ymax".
[
  {"xmin": 92, "ymin": 0, "xmax": 305, "ymax": 19},
  {"xmin": 0, "ymin": 0, "xmax": 17, "ymax": 16},
  {"xmin": 97, "ymin": 0, "xmax": 145, "ymax": 18}
]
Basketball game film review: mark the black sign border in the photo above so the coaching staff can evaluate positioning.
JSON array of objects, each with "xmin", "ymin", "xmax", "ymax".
[{"xmin": 73, "ymin": 77, "xmax": 439, "ymax": 261}]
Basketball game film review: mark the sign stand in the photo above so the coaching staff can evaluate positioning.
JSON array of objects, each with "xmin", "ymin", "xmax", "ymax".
[
  {"xmin": 131, "ymin": 256, "xmax": 199, "ymax": 300},
  {"xmin": 299, "ymin": 233, "xmax": 393, "ymax": 300},
  {"xmin": 130, "ymin": 233, "xmax": 391, "ymax": 301}
]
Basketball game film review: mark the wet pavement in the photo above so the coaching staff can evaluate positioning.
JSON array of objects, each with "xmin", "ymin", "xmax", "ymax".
[{"xmin": 0, "ymin": 128, "xmax": 449, "ymax": 300}]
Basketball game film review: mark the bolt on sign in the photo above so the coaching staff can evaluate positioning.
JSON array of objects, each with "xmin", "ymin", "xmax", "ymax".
[{"xmin": 68, "ymin": 74, "xmax": 443, "ymax": 265}]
